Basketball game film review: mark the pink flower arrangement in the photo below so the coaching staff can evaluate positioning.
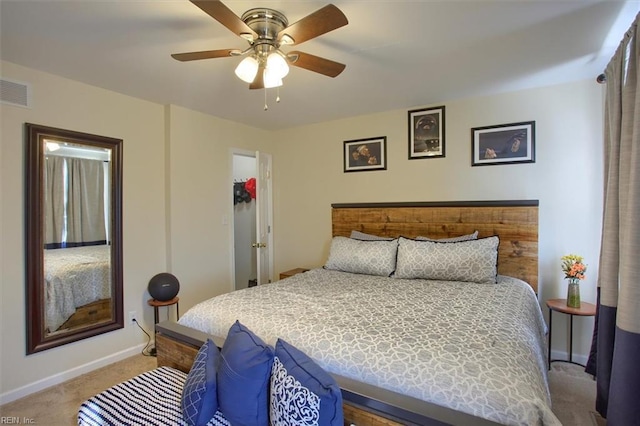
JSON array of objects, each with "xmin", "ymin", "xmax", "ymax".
[{"xmin": 561, "ymin": 254, "xmax": 587, "ymax": 281}]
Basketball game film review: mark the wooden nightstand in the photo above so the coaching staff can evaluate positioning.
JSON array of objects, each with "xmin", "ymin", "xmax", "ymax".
[
  {"xmin": 546, "ymin": 298, "xmax": 596, "ymax": 369},
  {"xmin": 279, "ymin": 268, "xmax": 309, "ymax": 280}
]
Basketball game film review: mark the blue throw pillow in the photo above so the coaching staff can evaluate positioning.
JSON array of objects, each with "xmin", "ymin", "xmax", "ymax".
[
  {"xmin": 270, "ymin": 339, "xmax": 343, "ymax": 426},
  {"xmin": 217, "ymin": 321, "xmax": 274, "ymax": 426},
  {"xmin": 181, "ymin": 339, "xmax": 220, "ymax": 426}
]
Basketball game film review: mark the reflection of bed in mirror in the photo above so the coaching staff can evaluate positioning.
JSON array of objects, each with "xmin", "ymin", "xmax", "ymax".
[
  {"xmin": 44, "ymin": 245, "xmax": 111, "ymax": 333},
  {"xmin": 156, "ymin": 201, "xmax": 555, "ymax": 426}
]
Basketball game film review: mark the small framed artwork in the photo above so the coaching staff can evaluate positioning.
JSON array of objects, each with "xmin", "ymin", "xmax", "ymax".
[
  {"xmin": 343, "ymin": 136, "xmax": 387, "ymax": 173},
  {"xmin": 471, "ymin": 121, "xmax": 535, "ymax": 166},
  {"xmin": 408, "ymin": 106, "xmax": 445, "ymax": 159}
]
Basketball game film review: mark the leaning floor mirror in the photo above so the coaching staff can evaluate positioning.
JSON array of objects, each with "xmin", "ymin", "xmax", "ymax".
[{"xmin": 25, "ymin": 123, "xmax": 123, "ymax": 354}]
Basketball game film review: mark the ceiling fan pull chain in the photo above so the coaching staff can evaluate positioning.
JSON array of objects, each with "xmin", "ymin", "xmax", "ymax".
[
  {"xmin": 276, "ymin": 87, "xmax": 281, "ymax": 103},
  {"xmin": 264, "ymin": 88, "xmax": 268, "ymax": 111}
]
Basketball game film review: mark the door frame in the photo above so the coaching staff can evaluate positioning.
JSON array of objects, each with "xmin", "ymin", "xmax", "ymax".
[
  {"xmin": 228, "ymin": 148, "xmax": 274, "ymax": 292},
  {"xmin": 256, "ymin": 151, "xmax": 274, "ymax": 285}
]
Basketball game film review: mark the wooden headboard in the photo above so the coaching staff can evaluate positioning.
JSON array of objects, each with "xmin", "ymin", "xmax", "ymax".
[{"xmin": 331, "ymin": 200, "xmax": 539, "ymax": 293}]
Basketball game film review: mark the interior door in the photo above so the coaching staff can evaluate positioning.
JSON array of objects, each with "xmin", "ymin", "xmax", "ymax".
[{"xmin": 255, "ymin": 151, "xmax": 273, "ymax": 284}]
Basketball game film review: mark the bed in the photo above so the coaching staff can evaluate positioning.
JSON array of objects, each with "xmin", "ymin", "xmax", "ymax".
[
  {"xmin": 44, "ymin": 245, "xmax": 111, "ymax": 332},
  {"xmin": 156, "ymin": 200, "xmax": 558, "ymax": 425}
]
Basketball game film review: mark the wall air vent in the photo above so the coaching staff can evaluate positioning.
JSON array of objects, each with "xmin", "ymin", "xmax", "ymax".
[{"xmin": 0, "ymin": 78, "xmax": 31, "ymax": 108}]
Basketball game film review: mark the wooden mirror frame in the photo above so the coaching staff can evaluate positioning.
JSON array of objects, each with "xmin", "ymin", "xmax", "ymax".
[{"xmin": 25, "ymin": 123, "xmax": 124, "ymax": 354}]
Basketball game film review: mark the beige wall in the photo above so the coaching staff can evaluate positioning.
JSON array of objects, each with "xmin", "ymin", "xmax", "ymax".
[
  {"xmin": 272, "ymin": 79, "xmax": 604, "ymax": 363},
  {"xmin": 0, "ymin": 63, "xmax": 274, "ymax": 402},
  {"xmin": 1, "ymin": 62, "xmax": 167, "ymax": 399},
  {"xmin": 1, "ymin": 59, "xmax": 603, "ymax": 402},
  {"xmin": 166, "ymin": 105, "xmax": 273, "ymax": 310}
]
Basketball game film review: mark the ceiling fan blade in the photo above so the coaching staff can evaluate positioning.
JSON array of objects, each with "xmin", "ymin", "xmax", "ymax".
[
  {"xmin": 278, "ymin": 4, "xmax": 348, "ymax": 45},
  {"xmin": 249, "ymin": 64, "xmax": 265, "ymax": 90},
  {"xmin": 171, "ymin": 49, "xmax": 237, "ymax": 62},
  {"xmin": 288, "ymin": 51, "xmax": 346, "ymax": 77},
  {"xmin": 190, "ymin": 0, "xmax": 257, "ymax": 39}
]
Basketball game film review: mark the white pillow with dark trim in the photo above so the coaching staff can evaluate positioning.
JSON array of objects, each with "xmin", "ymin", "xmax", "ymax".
[
  {"xmin": 415, "ymin": 230, "xmax": 479, "ymax": 242},
  {"xmin": 324, "ymin": 236, "xmax": 398, "ymax": 276},
  {"xmin": 349, "ymin": 230, "xmax": 394, "ymax": 241},
  {"xmin": 394, "ymin": 236, "xmax": 499, "ymax": 283},
  {"xmin": 351, "ymin": 230, "xmax": 479, "ymax": 242}
]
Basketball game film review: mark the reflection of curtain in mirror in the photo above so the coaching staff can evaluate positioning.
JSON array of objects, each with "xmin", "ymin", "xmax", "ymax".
[
  {"xmin": 45, "ymin": 156, "xmax": 66, "ymax": 246},
  {"xmin": 66, "ymin": 158, "xmax": 106, "ymax": 245},
  {"xmin": 44, "ymin": 157, "xmax": 106, "ymax": 247}
]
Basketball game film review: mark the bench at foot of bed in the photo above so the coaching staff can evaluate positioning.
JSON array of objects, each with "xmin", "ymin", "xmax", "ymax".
[
  {"xmin": 78, "ymin": 364, "xmax": 400, "ymax": 426},
  {"xmin": 78, "ymin": 366, "xmax": 230, "ymax": 426}
]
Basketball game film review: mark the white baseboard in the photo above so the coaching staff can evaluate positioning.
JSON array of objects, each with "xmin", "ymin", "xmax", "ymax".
[
  {"xmin": 0, "ymin": 343, "xmax": 147, "ymax": 405},
  {"xmin": 550, "ymin": 349, "xmax": 589, "ymax": 367}
]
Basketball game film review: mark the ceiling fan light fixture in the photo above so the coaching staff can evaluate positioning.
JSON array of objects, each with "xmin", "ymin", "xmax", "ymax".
[
  {"xmin": 235, "ymin": 56, "xmax": 259, "ymax": 83},
  {"xmin": 266, "ymin": 51, "xmax": 289, "ymax": 79},
  {"xmin": 280, "ymin": 34, "xmax": 295, "ymax": 45},
  {"xmin": 263, "ymin": 68, "xmax": 283, "ymax": 88},
  {"xmin": 240, "ymin": 33, "xmax": 255, "ymax": 42}
]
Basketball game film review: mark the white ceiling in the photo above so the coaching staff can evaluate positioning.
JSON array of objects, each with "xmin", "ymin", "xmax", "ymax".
[{"xmin": 1, "ymin": 1, "xmax": 638, "ymax": 131}]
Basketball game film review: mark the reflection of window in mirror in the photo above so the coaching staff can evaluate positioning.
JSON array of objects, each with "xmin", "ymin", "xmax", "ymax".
[{"xmin": 26, "ymin": 123, "xmax": 123, "ymax": 354}]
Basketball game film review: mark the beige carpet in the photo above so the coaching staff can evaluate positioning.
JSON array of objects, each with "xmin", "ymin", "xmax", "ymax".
[
  {"xmin": 1, "ymin": 355, "xmax": 604, "ymax": 425},
  {"xmin": 0, "ymin": 354, "xmax": 157, "ymax": 425},
  {"xmin": 549, "ymin": 362, "xmax": 606, "ymax": 426}
]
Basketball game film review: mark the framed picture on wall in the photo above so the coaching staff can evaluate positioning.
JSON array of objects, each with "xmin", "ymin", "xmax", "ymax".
[
  {"xmin": 408, "ymin": 106, "xmax": 445, "ymax": 159},
  {"xmin": 343, "ymin": 136, "xmax": 387, "ymax": 173},
  {"xmin": 471, "ymin": 121, "xmax": 535, "ymax": 166}
]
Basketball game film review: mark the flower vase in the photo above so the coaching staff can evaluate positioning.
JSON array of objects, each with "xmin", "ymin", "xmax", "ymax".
[{"xmin": 566, "ymin": 279, "xmax": 581, "ymax": 308}]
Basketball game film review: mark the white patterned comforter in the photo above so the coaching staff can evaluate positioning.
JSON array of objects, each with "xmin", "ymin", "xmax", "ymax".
[
  {"xmin": 44, "ymin": 245, "xmax": 111, "ymax": 332},
  {"xmin": 179, "ymin": 268, "xmax": 560, "ymax": 425}
]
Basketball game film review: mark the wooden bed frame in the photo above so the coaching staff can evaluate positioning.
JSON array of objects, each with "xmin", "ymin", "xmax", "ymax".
[{"xmin": 155, "ymin": 200, "xmax": 539, "ymax": 426}]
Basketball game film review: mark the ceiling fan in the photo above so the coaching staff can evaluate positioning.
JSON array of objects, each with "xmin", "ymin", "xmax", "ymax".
[{"xmin": 172, "ymin": 0, "xmax": 348, "ymax": 90}]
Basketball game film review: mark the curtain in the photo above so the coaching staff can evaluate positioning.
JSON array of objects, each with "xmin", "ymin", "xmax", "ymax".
[
  {"xmin": 586, "ymin": 12, "xmax": 640, "ymax": 424},
  {"xmin": 44, "ymin": 156, "xmax": 66, "ymax": 246},
  {"xmin": 66, "ymin": 158, "xmax": 106, "ymax": 245},
  {"xmin": 44, "ymin": 156, "xmax": 106, "ymax": 248}
]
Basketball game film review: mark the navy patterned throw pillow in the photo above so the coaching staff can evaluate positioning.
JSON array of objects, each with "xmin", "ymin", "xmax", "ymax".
[
  {"xmin": 181, "ymin": 339, "xmax": 220, "ymax": 426},
  {"xmin": 270, "ymin": 339, "xmax": 343, "ymax": 426}
]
